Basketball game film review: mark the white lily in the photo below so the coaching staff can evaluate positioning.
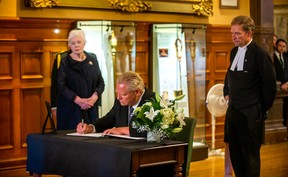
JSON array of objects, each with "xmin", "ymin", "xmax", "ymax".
[
  {"xmin": 160, "ymin": 97, "xmax": 173, "ymax": 108},
  {"xmin": 144, "ymin": 107, "xmax": 160, "ymax": 122},
  {"xmin": 176, "ymin": 112, "xmax": 186, "ymax": 127}
]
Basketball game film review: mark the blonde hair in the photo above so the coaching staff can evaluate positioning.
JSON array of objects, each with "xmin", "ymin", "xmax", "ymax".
[
  {"xmin": 116, "ymin": 71, "xmax": 145, "ymax": 92},
  {"xmin": 68, "ymin": 29, "xmax": 86, "ymax": 45}
]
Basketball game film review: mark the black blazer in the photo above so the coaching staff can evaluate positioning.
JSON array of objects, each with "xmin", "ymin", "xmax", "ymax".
[
  {"xmin": 273, "ymin": 53, "xmax": 288, "ymax": 84},
  {"xmin": 93, "ymin": 89, "xmax": 155, "ymax": 137}
]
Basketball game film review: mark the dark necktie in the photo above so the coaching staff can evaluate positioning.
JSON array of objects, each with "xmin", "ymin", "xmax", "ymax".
[
  {"xmin": 280, "ymin": 55, "xmax": 284, "ymax": 69},
  {"xmin": 128, "ymin": 106, "xmax": 134, "ymax": 125}
]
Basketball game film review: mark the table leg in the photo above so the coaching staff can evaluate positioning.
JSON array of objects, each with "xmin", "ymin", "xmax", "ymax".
[
  {"xmin": 174, "ymin": 163, "xmax": 183, "ymax": 177},
  {"xmin": 29, "ymin": 172, "xmax": 41, "ymax": 177},
  {"xmin": 131, "ymin": 170, "xmax": 137, "ymax": 177}
]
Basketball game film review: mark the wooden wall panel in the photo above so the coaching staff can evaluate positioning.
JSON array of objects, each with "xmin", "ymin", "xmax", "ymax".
[
  {"xmin": 21, "ymin": 88, "xmax": 43, "ymax": 147},
  {"xmin": 0, "ymin": 90, "xmax": 13, "ymax": 150},
  {"xmin": 135, "ymin": 22, "xmax": 150, "ymax": 88},
  {"xmin": 0, "ymin": 51, "xmax": 13, "ymax": 80},
  {"xmin": 21, "ymin": 51, "xmax": 44, "ymax": 79}
]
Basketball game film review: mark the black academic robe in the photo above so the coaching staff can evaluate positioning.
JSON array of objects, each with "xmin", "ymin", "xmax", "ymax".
[{"xmin": 224, "ymin": 40, "xmax": 277, "ymax": 113}]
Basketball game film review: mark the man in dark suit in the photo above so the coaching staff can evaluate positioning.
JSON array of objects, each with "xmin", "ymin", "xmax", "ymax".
[
  {"xmin": 273, "ymin": 38, "xmax": 288, "ymax": 127},
  {"xmin": 76, "ymin": 71, "xmax": 155, "ymax": 136},
  {"xmin": 223, "ymin": 16, "xmax": 277, "ymax": 177}
]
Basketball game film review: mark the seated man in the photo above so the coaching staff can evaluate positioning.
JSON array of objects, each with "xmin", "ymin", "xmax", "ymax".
[{"xmin": 76, "ymin": 71, "xmax": 155, "ymax": 136}]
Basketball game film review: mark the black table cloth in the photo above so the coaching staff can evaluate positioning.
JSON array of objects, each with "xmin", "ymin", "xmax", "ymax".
[{"xmin": 26, "ymin": 133, "xmax": 184, "ymax": 177}]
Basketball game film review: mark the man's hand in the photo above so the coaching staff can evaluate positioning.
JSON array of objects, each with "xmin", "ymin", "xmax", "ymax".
[
  {"xmin": 102, "ymin": 127, "xmax": 129, "ymax": 136},
  {"xmin": 280, "ymin": 82, "xmax": 288, "ymax": 91},
  {"xmin": 76, "ymin": 122, "xmax": 93, "ymax": 134},
  {"xmin": 224, "ymin": 95, "xmax": 230, "ymax": 105}
]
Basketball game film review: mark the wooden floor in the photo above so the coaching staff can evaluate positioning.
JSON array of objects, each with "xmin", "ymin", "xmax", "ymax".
[
  {"xmin": 0, "ymin": 142, "xmax": 287, "ymax": 177},
  {"xmin": 189, "ymin": 142, "xmax": 288, "ymax": 177}
]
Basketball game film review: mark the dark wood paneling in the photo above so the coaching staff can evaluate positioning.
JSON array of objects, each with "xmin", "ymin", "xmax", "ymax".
[{"xmin": 0, "ymin": 18, "xmax": 75, "ymax": 170}]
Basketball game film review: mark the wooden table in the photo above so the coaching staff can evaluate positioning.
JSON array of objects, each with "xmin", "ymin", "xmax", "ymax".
[{"xmin": 27, "ymin": 133, "xmax": 187, "ymax": 177}]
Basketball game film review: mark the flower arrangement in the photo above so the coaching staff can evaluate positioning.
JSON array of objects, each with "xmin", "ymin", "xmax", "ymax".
[{"xmin": 131, "ymin": 93, "xmax": 186, "ymax": 141}]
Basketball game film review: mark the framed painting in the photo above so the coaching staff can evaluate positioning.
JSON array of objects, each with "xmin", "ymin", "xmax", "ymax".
[{"xmin": 220, "ymin": 0, "xmax": 239, "ymax": 9}]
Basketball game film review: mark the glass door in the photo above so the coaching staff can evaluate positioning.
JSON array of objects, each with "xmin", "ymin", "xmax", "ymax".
[
  {"xmin": 77, "ymin": 21, "xmax": 136, "ymax": 116},
  {"xmin": 152, "ymin": 24, "xmax": 207, "ymax": 144}
]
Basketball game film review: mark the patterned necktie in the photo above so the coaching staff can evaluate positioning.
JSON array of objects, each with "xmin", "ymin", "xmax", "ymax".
[{"xmin": 128, "ymin": 106, "xmax": 134, "ymax": 125}]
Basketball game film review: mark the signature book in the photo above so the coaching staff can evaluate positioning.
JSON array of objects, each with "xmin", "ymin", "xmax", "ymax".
[{"xmin": 66, "ymin": 132, "xmax": 145, "ymax": 140}]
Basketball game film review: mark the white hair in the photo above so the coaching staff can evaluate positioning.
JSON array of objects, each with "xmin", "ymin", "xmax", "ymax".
[{"xmin": 68, "ymin": 29, "xmax": 86, "ymax": 45}]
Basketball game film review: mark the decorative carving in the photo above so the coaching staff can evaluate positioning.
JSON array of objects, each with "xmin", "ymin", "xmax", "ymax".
[
  {"xmin": 192, "ymin": 0, "xmax": 213, "ymax": 16},
  {"xmin": 25, "ymin": 0, "xmax": 213, "ymax": 16},
  {"xmin": 29, "ymin": 0, "xmax": 58, "ymax": 8},
  {"xmin": 108, "ymin": 0, "xmax": 151, "ymax": 13}
]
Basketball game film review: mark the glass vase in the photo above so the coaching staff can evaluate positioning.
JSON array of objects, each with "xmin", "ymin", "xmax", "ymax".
[{"xmin": 147, "ymin": 129, "xmax": 162, "ymax": 143}]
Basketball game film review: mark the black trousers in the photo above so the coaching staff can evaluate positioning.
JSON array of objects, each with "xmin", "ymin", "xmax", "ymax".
[{"xmin": 225, "ymin": 104, "xmax": 264, "ymax": 177}]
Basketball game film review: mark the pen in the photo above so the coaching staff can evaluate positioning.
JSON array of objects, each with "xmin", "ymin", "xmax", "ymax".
[{"xmin": 81, "ymin": 119, "xmax": 84, "ymax": 128}]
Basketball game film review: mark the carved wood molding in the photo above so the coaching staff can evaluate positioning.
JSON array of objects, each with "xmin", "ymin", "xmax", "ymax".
[
  {"xmin": 192, "ymin": 0, "xmax": 213, "ymax": 16},
  {"xmin": 24, "ymin": 0, "xmax": 213, "ymax": 17},
  {"xmin": 108, "ymin": 0, "xmax": 151, "ymax": 13},
  {"xmin": 26, "ymin": 0, "xmax": 58, "ymax": 8}
]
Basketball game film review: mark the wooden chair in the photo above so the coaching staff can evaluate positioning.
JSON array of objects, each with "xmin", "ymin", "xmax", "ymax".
[
  {"xmin": 174, "ymin": 117, "xmax": 197, "ymax": 177},
  {"xmin": 137, "ymin": 117, "xmax": 197, "ymax": 177}
]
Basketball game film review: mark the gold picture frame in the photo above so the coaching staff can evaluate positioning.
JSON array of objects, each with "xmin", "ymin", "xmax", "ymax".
[{"xmin": 220, "ymin": 0, "xmax": 239, "ymax": 9}]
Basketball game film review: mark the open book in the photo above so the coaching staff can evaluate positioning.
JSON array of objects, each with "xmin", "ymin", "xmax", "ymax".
[
  {"xmin": 66, "ymin": 132, "xmax": 145, "ymax": 140},
  {"xmin": 66, "ymin": 132, "xmax": 104, "ymax": 137}
]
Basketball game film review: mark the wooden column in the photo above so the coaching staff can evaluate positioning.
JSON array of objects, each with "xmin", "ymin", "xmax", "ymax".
[
  {"xmin": 250, "ymin": 0, "xmax": 287, "ymax": 143},
  {"xmin": 250, "ymin": 0, "xmax": 275, "ymax": 56}
]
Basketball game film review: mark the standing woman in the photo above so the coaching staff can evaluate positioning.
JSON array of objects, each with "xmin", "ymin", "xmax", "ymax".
[{"xmin": 57, "ymin": 29, "xmax": 105, "ymax": 130}]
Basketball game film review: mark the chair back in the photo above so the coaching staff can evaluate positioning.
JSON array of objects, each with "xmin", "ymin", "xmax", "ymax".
[
  {"xmin": 42, "ymin": 101, "xmax": 57, "ymax": 134},
  {"xmin": 174, "ymin": 117, "xmax": 197, "ymax": 177}
]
